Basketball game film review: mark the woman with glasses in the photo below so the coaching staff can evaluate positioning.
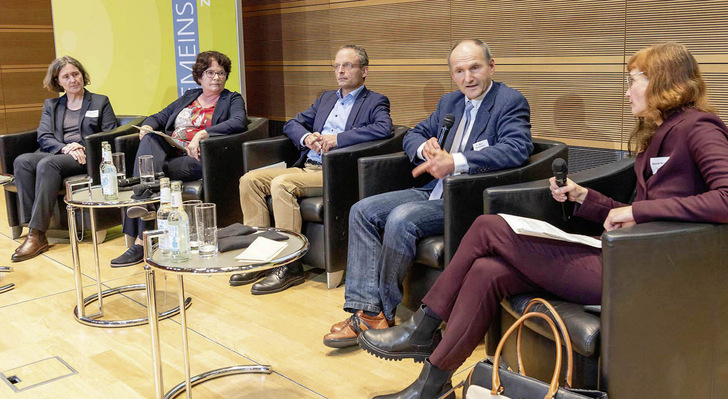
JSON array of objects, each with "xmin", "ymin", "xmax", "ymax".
[
  {"xmin": 359, "ymin": 42, "xmax": 728, "ymax": 399},
  {"xmin": 112, "ymin": 50, "xmax": 247, "ymax": 267},
  {"xmin": 12, "ymin": 56, "xmax": 118, "ymax": 262}
]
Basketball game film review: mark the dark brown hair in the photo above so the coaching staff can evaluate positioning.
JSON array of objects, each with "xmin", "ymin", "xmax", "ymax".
[
  {"xmin": 192, "ymin": 51, "xmax": 232, "ymax": 85},
  {"xmin": 43, "ymin": 56, "xmax": 90, "ymax": 92}
]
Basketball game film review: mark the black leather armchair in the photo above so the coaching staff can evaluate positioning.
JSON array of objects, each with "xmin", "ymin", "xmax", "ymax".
[
  {"xmin": 484, "ymin": 157, "xmax": 728, "ymax": 397},
  {"xmin": 241, "ymin": 125, "xmax": 409, "ymax": 288},
  {"xmin": 357, "ymin": 138, "xmax": 569, "ymax": 309},
  {"xmin": 0, "ymin": 115, "xmax": 145, "ymax": 240},
  {"xmin": 114, "ymin": 116, "xmax": 269, "ymax": 227}
]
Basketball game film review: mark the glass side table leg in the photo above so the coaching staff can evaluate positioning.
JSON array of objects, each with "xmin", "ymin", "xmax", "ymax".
[
  {"xmin": 145, "ymin": 266, "xmax": 165, "ymax": 399},
  {"xmin": 0, "ymin": 267, "xmax": 13, "ymax": 294},
  {"xmin": 178, "ymin": 275, "xmax": 192, "ymax": 399},
  {"xmin": 89, "ymin": 207, "xmax": 104, "ymax": 315},
  {"xmin": 67, "ymin": 204, "xmax": 87, "ymax": 318}
]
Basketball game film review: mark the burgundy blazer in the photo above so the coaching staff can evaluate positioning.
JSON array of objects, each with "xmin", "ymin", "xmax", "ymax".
[{"xmin": 575, "ymin": 108, "xmax": 728, "ymax": 224}]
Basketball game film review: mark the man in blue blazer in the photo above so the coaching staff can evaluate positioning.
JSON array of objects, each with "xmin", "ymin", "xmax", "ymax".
[
  {"xmin": 234, "ymin": 45, "xmax": 393, "ymax": 294},
  {"xmin": 324, "ymin": 39, "xmax": 533, "ymax": 348}
]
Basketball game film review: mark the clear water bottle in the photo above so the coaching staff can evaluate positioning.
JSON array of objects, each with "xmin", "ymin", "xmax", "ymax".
[
  {"xmin": 99, "ymin": 141, "xmax": 118, "ymax": 201},
  {"xmin": 156, "ymin": 177, "xmax": 172, "ymax": 255},
  {"xmin": 167, "ymin": 181, "xmax": 190, "ymax": 262}
]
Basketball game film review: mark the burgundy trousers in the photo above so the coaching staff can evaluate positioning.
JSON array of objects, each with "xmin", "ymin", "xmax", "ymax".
[{"xmin": 424, "ymin": 215, "xmax": 603, "ymax": 370}]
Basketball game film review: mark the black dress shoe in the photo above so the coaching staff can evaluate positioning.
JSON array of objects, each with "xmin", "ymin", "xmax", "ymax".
[
  {"xmin": 110, "ymin": 244, "xmax": 144, "ymax": 267},
  {"xmin": 229, "ymin": 270, "xmax": 270, "ymax": 286},
  {"xmin": 250, "ymin": 262, "xmax": 305, "ymax": 295},
  {"xmin": 358, "ymin": 305, "xmax": 442, "ymax": 362}
]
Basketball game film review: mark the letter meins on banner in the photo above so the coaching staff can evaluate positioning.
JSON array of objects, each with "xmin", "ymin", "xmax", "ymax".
[{"xmin": 172, "ymin": 0, "xmax": 200, "ymax": 96}]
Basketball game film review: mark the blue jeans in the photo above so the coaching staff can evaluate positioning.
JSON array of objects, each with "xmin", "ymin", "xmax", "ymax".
[{"xmin": 344, "ymin": 188, "xmax": 444, "ymax": 320}]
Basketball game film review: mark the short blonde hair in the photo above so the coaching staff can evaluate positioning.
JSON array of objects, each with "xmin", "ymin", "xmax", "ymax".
[{"xmin": 43, "ymin": 56, "xmax": 90, "ymax": 93}]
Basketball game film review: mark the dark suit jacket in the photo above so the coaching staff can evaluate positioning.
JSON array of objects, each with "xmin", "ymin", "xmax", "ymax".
[
  {"xmin": 402, "ymin": 82, "xmax": 533, "ymax": 189},
  {"xmin": 37, "ymin": 90, "xmax": 118, "ymax": 154},
  {"xmin": 143, "ymin": 88, "xmax": 248, "ymax": 137},
  {"xmin": 283, "ymin": 86, "xmax": 393, "ymax": 167},
  {"xmin": 575, "ymin": 108, "xmax": 728, "ymax": 224}
]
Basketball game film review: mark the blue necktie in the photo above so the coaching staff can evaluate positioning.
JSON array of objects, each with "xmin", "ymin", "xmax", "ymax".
[{"xmin": 429, "ymin": 102, "xmax": 474, "ymax": 200}]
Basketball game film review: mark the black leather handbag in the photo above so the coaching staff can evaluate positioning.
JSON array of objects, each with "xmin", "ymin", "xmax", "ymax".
[{"xmin": 462, "ymin": 298, "xmax": 607, "ymax": 399}]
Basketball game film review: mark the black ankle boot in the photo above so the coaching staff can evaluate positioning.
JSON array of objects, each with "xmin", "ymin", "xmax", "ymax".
[
  {"xmin": 373, "ymin": 359, "xmax": 455, "ymax": 399},
  {"xmin": 359, "ymin": 305, "xmax": 442, "ymax": 362}
]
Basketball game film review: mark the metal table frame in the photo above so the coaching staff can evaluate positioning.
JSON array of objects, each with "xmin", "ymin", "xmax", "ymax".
[
  {"xmin": 0, "ymin": 174, "xmax": 15, "ymax": 294},
  {"xmin": 142, "ymin": 227, "xmax": 309, "ymax": 399},
  {"xmin": 65, "ymin": 179, "xmax": 190, "ymax": 327}
]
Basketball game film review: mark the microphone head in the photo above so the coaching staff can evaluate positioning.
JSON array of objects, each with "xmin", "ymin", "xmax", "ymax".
[
  {"xmin": 443, "ymin": 113, "xmax": 455, "ymax": 128},
  {"xmin": 551, "ymin": 158, "xmax": 568, "ymax": 174}
]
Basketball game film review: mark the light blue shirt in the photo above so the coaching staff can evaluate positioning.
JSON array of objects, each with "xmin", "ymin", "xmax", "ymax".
[{"xmin": 302, "ymin": 85, "xmax": 365, "ymax": 163}]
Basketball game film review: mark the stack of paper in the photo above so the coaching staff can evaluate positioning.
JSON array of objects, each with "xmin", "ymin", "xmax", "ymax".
[
  {"xmin": 499, "ymin": 213, "xmax": 602, "ymax": 248},
  {"xmin": 235, "ymin": 236, "xmax": 288, "ymax": 262}
]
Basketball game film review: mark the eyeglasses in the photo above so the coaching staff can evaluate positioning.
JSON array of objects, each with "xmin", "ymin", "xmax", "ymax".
[
  {"xmin": 626, "ymin": 71, "xmax": 645, "ymax": 88},
  {"xmin": 204, "ymin": 70, "xmax": 227, "ymax": 79},
  {"xmin": 332, "ymin": 62, "xmax": 360, "ymax": 71}
]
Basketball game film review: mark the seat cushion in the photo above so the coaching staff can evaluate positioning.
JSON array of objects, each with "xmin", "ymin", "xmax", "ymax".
[
  {"xmin": 504, "ymin": 294, "xmax": 601, "ymax": 358},
  {"xmin": 181, "ymin": 180, "xmax": 203, "ymax": 201},
  {"xmin": 413, "ymin": 235, "xmax": 444, "ymax": 269},
  {"xmin": 4, "ymin": 174, "xmax": 89, "ymax": 196},
  {"xmin": 300, "ymin": 196, "xmax": 323, "ymax": 223}
]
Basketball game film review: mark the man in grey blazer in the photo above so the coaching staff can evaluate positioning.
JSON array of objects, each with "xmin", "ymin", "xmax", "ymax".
[{"xmin": 324, "ymin": 39, "xmax": 533, "ymax": 348}]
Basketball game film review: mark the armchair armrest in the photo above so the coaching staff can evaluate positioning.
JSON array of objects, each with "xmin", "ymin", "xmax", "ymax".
[
  {"xmin": 242, "ymin": 136, "xmax": 299, "ymax": 173},
  {"xmin": 84, "ymin": 116, "xmax": 146, "ymax": 184},
  {"xmin": 441, "ymin": 138, "xmax": 568, "ymax": 263},
  {"xmin": 0, "ymin": 130, "xmax": 39, "ymax": 174},
  {"xmin": 200, "ymin": 117, "xmax": 269, "ymax": 225},
  {"xmin": 484, "ymin": 156, "xmax": 637, "ymax": 237},
  {"xmin": 600, "ymin": 221, "xmax": 727, "ymax": 397}
]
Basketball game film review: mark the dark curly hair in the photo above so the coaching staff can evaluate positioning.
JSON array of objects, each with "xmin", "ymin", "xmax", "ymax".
[{"xmin": 192, "ymin": 51, "xmax": 232, "ymax": 85}]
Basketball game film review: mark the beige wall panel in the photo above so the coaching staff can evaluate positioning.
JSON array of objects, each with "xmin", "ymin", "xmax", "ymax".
[
  {"xmin": 1, "ymin": 70, "xmax": 51, "ymax": 107},
  {"xmin": 625, "ymin": 0, "xmax": 728, "ymax": 56},
  {"xmin": 703, "ymin": 73, "xmax": 728, "ymax": 119},
  {"xmin": 0, "ymin": 0, "xmax": 52, "ymax": 26},
  {"xmin": 451, "ymin": 0, "xmax": 626, "ymax": 58},
  {"xmin": 328, "ymin": 0, "xmax": 451, "ymax": 61},
  {"xmin": 5, "ymin": 109, "xmax": 41, "ymax": 133},
  {"xmin": 0, "ymin": 32, "xmax": 55, "ymax": 66},
  {"xmin": 0, "ymin": 112, "xmax": 6, "ymax": 135},
  {"xmin": 243, "ymin": 9, "xmax": 331, "ymax": 63}
]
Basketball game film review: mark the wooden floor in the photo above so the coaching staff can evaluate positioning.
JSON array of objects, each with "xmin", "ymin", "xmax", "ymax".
[{"xmin": 0, "ymin": 194, "xmax": 486, "ymax": 398}]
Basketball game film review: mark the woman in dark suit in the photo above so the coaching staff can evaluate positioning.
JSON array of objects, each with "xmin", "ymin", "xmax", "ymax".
[
  {"xmin": 358, "ymin": 42, "xmax": 728, "ymax": 399},
  {"xmin": 112, "ymin": 50, "xmax": 247, "ymax": 266},
  {"xmin": 12, "ymin": 56, "xmax": 117, "ymax": 262}
]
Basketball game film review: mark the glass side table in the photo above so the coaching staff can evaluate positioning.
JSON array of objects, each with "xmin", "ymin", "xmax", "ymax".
[
  {"xmin": 142, "ymin": 227, "xmax": 309, "ymax": 399},
  {"xmin": 0, "ymin": 173, "xmax": 15, "ymax": 294},
  {"xmin": 65, "ymin": 179, "xmax": 190, "ymax": 327}
]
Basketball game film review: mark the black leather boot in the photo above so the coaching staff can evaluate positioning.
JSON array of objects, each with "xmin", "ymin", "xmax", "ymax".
[
  {"xmin": 359, "ymin": 305, "xmax": 442, "ymax": 362},
  {"xmin": 250, "ymin": 261, "xmax": 305, "ymax": 295},
  {"xmin": 373, "ymin": 359, "xmax": 455, "ymax": 399}
]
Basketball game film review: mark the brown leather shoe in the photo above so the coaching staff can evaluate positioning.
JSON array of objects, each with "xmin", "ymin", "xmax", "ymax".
[
  {"xmin": 12, "ymin": 229, "xmax": 50, "ymax": 262},
  {"xmin": 324, "ymin": 311, "xmax": 391, "ymax": 348},
  {"xmin": 330, "ymin": 310, "xmax": 394, "ymax": 333}
]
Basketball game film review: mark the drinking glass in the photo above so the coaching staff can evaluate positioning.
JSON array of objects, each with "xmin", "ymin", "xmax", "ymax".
[
  {"xmin": 195, "ymin": 203, "xmax": 218, "ymax": 258},
  {"xmin": 112, "ymin": 152, "xmax": 126, "ymax": 179},
  {"xmin": 138, "ymin": 155, "xmax": 155, "ymax": 183},
  {"xmin": 183, "ymin": 200, "xmax": 203, "ymax": 253}
]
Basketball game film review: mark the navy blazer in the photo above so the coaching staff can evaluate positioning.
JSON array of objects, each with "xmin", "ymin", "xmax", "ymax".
[
  {"xmin": 403, "ymin": 81, "xmax": 533, "ymax": 189},
  {"xmin": 143, "ymin": 88, "xmax": 248, "ymax": 137},
  {"xmin": 283, "ymin": 86, "xmax": 393, "ymax": 167},
  {"xmin": 576, "ymin": 108, "xmax": 728, "ymax": 225},
  {"xmin": 37, "ymin": 90, "xmax": 118, "ymax": 154}
]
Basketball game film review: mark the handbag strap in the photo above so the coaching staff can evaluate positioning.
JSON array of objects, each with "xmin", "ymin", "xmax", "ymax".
[
  {"xmin": 516, "ymin": 298, "xmax": 574, "ymax": 388},
  {"xmin": 492, "ymin": 312, "xmax": 562, "ymax": 399}
]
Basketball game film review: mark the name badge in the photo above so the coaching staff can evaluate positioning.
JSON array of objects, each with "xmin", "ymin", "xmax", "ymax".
[
  {"xmin": 650, "ymin": 156, "xmax": 669, "ymax": 174},
  {"xmin": 85, "ymin": 110, "xmax": 99, "ymax": 118},
  {"xmin": 472, "ymin": 139, "xmax": 489, "ymax": 151}
]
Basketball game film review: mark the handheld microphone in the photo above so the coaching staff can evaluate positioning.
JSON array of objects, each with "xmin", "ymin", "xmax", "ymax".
[
  {"xmin": 437, "ymin": 114, "xmax": 456, "ymax": 148},
  {"xmin": 551, "ymin": 158, "xmax": 569, "ymax": 221}
]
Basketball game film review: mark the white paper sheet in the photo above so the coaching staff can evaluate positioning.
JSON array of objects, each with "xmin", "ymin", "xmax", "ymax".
[{"xmin": 499, "ymin": 213, "xmax": 602, "ymax": 249}]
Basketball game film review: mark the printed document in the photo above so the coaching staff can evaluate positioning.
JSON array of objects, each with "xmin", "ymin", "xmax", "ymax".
[
  {"xmin": 499, "ymin": 213, "xmax": 602, "ymax": 248},
  {"xmin": 235, "ymin": 236, "xmax": 288, "ymax": 262}
]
